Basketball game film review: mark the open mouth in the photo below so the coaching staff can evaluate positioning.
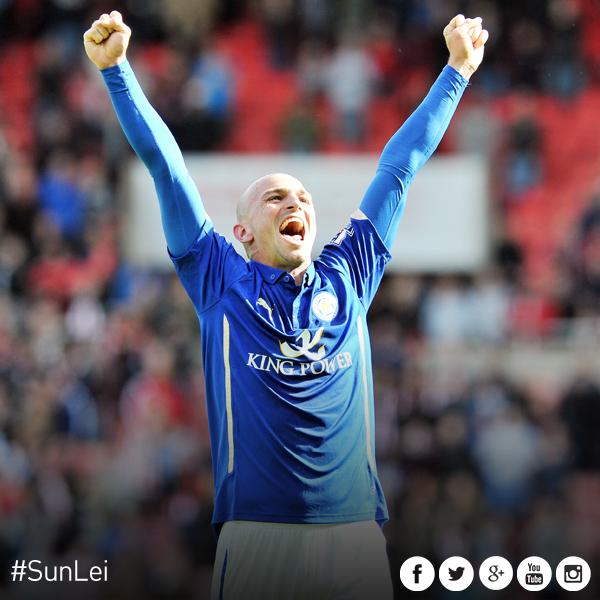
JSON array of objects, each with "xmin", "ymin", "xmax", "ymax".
[{"xmin": 279, "ymin": 216, "xmax": 306, "ymax": 244}]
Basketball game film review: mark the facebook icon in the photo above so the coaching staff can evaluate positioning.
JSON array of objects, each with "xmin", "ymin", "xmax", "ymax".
[
  {"xmin": 413, "ymin": 563, "xmax": 423, "ymax": 584},
  {"xmin": 400, "ymin": 556, "xmax": 435, "ymax": 591}
]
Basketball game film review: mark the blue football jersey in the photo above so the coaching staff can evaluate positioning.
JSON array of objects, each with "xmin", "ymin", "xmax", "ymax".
[
  {"xmin": 171, "ymin": 213, "xmax": 390, "ymax": 526},
  {"xmin": 102, "ymin": 57, "xmax": 468, "ymax": 527}
]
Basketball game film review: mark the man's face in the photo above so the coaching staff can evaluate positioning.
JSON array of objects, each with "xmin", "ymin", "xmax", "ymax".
[{"xmin": 235, "ymin": 173, "xmax": 317, "ymax": 272}]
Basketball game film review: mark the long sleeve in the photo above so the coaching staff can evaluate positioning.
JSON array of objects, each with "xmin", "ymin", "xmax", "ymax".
[
  {"xmin": 101, "ymin": 59, "xmax": 208, "ymax": 257},
  {"xmin": 359, "ymin": 65, "xmax": 469, "ymax": 249}
]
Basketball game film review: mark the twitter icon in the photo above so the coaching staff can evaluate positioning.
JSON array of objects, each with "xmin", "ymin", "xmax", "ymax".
[
  {"xmin": 440, "ymin": 557, "xmax": 474, "ymax": 591},
  {"xmin": 448, "ymin": 566, "xmax": 465, "ymax": 581}
]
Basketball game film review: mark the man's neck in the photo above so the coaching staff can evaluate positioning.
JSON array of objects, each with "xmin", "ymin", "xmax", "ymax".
[{"xmin": 288, "ymin": 263, "xmax": 310, "ymax": 286}]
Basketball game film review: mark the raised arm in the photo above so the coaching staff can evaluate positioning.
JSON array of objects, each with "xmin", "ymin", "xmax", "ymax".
[
  {"xmin": 359, "ymin": 14, "xmax": 489, "ymax": 249},
  {"xmin": 83, "ymin": 11, "xmax": 207, "ymax": 257}
]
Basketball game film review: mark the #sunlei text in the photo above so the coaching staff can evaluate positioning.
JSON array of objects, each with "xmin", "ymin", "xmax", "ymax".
[{"xmin": 11, "ymin": 559, "xmax": 109, "ymax": 583}]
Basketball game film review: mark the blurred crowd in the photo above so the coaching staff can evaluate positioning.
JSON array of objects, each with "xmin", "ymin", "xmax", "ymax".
[{"xmin": 0, "ymin": 1, "xmax": 600, "ymax": 598}]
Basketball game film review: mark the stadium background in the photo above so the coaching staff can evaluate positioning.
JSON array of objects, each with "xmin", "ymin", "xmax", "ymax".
[{"xmin": 0, "ymin": 0, "xmax": 599, "ymax": 598}]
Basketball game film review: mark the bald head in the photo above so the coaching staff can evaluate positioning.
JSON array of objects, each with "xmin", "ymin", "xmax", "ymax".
[
  {"xmin": 232, "ymin": 172, "xmax": 316, "ymax": 274},
  {"xmin": 237, "ymin": 173, "xmax": 305, "ymax": 223}
]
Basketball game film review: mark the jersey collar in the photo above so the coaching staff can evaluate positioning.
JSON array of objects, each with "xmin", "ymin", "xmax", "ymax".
[{"xmin": 252, "ymin": 260, "xmax": 316, "ymax": 287}]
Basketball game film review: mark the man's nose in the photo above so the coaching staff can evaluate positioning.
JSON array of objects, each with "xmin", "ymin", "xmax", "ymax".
[{"xmin": 286, "ymin": 195, "xmax": 301, "ymax": 209}]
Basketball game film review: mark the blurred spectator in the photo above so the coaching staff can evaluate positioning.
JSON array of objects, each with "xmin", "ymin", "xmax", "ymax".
[
  {"xmin": 28, "ymin": 218, "xmax": 117, "ymax": 302},
  {"xmin": 297, "ymin": 39, "xmax": 328, "ymax": 101},
  {"xmin": 577, "ymin": 189, "xmax": 600, "ymax": 238},
  {"xmin": 494, "ymin": 238, "xmax": 524, "ymax": 285},
  {"xmin": 324, "ymin": 31, "xmax": 376, "ymax": 145},
  {"xmin": 188, "ymin": 48, "xmax": 234, "ymax": 122},
  {"xmin": 473, "ymin": 403, "xmax": 540, "ymax": 513},
  {"xmin": 421, "ymin": 277, "xmax": 470, "ymax": 343},
  {"xmin": 507, "ymin": 17, "xmax": 546, "ymax": 90},
  {"xmin": 366, "ymin": 11, "xmax": 400, "ymax": 95},
  {"xmin": 509, "ymin": 284, "xmax": 559, "ymax": 339},
  {"xmin": 65, "ymin": 290, "xmax": 106, "ymax": 343},
  {"xmin": 3, "ymin": 153, "xmax": 38, "ymax": 248},
  {"xmin": 561, "ymin": 378, "xmax": 600, "ymax": 470},
  {"xmin": 298, "ymin": 0, "xmax": 333, "ymax": 41},
  {"xmin": 565, "ymin": 203, "xmax": 600, "ymax": 315},
  {"xmin": 120, "ymin": 340, "xmax": 189, "ymax": 434},
  {"xmin": 542, "ymin": 0, "xmax": 585, "ymax": 97},
  {"xmin": 38, "ymin": 150, "xmax": 87, "ymax": 246},
  {"xmin": 503, "ymin": 104, "xmax": 543, "ymax": 201},
  {"xmin": 180, "ymin": 47, "xmax": 234, "ymax": 150},
  {"xmin": 466, "ymin": 270, "xmax": 511, "ymax": 343},
  {"xmin": 280, "ymin": 101, "xmax": 321, "ymax": 152},
  {"xmin": 434, "ymin": 411, "xmax": 472, "ymax": 472},
  {"xmin": 578, "ymin": 0, "xmax": 600, "ymax": 83},
  {"xmin": 453, "ymin": 96, "xmax": 500, "ymax": 157},
  {"xmin": 161, "ymin": 0, "xmax": 219, "ymax": 47},
  {"xmin": 0, "ymin": 232, "xmax": 28, "ymax": 296},
  {"xmin": 259, "ymin": 0, "xmax": 296, "ymax": 70}
]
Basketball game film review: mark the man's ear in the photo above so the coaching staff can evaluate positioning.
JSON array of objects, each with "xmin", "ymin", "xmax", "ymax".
[{"xmin": 233, "ymin": 223, "xmax": 253, "ymax": 244}]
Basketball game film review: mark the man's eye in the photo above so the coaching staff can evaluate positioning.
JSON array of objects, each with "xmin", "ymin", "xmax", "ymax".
[{"xmin": 269, "ymin": 195, "xmax": 282, "ymax": 201}]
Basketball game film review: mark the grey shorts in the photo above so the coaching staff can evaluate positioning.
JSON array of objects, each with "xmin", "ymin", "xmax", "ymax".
[{"xmin": 210, "ymin": 520, "xmax": 393, "ymax": 600}]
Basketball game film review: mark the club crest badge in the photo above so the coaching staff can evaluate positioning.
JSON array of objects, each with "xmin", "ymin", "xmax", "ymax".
[{"xmin": 311, "ymin": 291, "xmax": 338, "ymax": 322}]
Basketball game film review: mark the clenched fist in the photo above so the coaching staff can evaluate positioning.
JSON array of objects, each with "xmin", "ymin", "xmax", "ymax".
[
  {"xmin": 444, "ymin": 14, "xmax": 489, "ymax": 80},
  {"xmin": 83, "ymin": 10, "xmax": 131, "ymax": 70}
]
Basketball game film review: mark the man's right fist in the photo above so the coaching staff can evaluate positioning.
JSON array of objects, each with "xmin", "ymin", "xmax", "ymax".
[
  {"xmin": 83, "ymin": 11, "xmax": 131, "ymax": 70},
  {"xmin": 444, "ymin": 14, "xmax": 489, "ymax": 80}
]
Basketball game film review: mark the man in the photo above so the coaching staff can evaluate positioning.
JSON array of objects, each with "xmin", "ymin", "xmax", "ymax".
[{"xmin": 84, "ymin": 11, "xmax": 487, "ymax": 600}]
